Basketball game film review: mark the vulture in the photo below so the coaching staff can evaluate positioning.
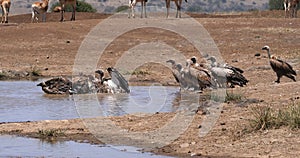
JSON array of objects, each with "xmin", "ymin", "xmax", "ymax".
[
  {"xmin": 186, "ymin": 59, "xmax": 212, "ymax": 90},
  {"xmin": 94, "ymin": 69, "xmax": 110, "ymax": 93},
  {"xmin": 207, "ymin": 56, "xmax": 248, "ymax": 88},
  {"xmin": 179, "ymin": 61, "xmax": 201, "ymax": 91},
  {"xmin": 106, "ymin": 67, "xmax": 130, "ymax": 93},
  {"xmin": 37, "ymin": 77, "xmax": 72, "ymax": 94},
  {"xmin": 167, "ymin": 58, "xmax": 214, "ymax": 91},
  {"xmin": 95, "ymin": 68, "xmax": 130, "ymax": 94},
  {"xmin": 262, "ymin": 45, "xmax": 297, "ymax": 83},
  {"xmin": 166, "ymin": 59, "xmax": 182, "ymax": 85}
]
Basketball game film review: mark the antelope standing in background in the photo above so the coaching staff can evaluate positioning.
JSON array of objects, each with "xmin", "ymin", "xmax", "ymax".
[
  {"xmin": 0, "ymin": 0, "xmax": 10, "ymax": 23},
  {"xmin": 284, "ymin": 0, "xmax": 300, "ymax": 18},
  {"xmin": 31, "ymin": 0, "xmax": 49, "ymax": 23},
  {"xmin": 165, "ymin": 0, "xmax": 187, "ymax": 18},
  {"xmin": 128, "ymin": 0, "xmax": 147, "ymax": 18},
  {"xmin": 59, "ymin": 0, "xmax": 76, "ymax": 22}
]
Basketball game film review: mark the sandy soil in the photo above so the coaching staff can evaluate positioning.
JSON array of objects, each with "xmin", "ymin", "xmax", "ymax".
[{"xmin": 0, "ymin": 10, "xmax": 300, "ymax": 157}]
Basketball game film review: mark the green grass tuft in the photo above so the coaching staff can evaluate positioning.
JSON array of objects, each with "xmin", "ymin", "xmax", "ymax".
[{"xmin": 37, "ymin": 129, "xmax": 65, "ymax": 138}]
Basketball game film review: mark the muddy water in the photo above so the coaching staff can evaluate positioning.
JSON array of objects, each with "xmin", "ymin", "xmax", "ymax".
[
  {"xmin": 0, "ymin": 135, "xmax": 171, "ymax": 158},
  {"xmin": 0, "ymin": 81, "xmax": 178, "ymax": 157},
  {"xmin": 0, "ymin": 81, "xmax": 179, "ymax": 122}
]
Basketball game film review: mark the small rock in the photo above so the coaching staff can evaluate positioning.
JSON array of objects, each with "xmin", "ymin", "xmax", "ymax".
[
  {"xmin": 232, "ymin": 59, "xmax": 238, "ymax": 63},
  {"xmin": 255, "ymin": 53, "xmax": 261, "ymax": 57},
  {"xmin": 191, "ymin": 142, "xmax": 196, "ymax": 145},
  {"xmin": 180, "ymin": 143, "xmax": 189, "ymax": 148},
  {"xmin": 222, "ymin": 128, "xmax": 226, "ymax": 131},
  {"xmin": 44, "ymin": 68, "xmax": 48, "ymax": 71},
  {"xmin": 220, "ymin": 122, "xmax": 226, "ymax": 125},
  {"xmin": 191, "ymin": 153, "xmax": 202, "ymax": 157},
  {"xmin": 198, "ymin": 125, "xmax": 202, "ymax": 128},
  {"xmin": 66, "ymin": 40, "xmax": 70, "ymax": 43}
]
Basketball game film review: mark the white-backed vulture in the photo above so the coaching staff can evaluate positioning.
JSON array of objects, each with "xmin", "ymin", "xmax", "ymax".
[
  {"xmin": 37, "ymin": 77, "xmax": 72, "ymax": 94},
  {"xmin": 107, "ymin": 67, "xmax": 130, "ymax": 93},
  {"xmin": 186, "ymin": 59, "xmax": 212, "ymax": 90},
  {"xmin": 262, "ymin": 45, "xmax": 297, "ymax": 83},
  {"xmin": 166, "ymin": 59, "xmax": 183, "ymax": 86},
  {"xmin": 207, "ymin": 56, "xmax": 248, "ymax": 88}
]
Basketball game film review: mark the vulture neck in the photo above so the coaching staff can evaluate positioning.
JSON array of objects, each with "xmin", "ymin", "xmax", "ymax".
[{"xmin": 266, "ymin": 49, "xmax": 271, "ymax": 59}]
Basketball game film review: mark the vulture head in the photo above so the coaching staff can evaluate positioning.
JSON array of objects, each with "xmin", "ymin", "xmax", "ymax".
[
  {"xmin": 37, "ymin": 82, "xmax": 46, "ymax": 87},
  {"xmin": 166, "ymin": 59, "xmax": 176, "ymax": 65},
  {"xmin": 176, "ymin": 63, "xmax": 183, "ymax": 71},
  {"xmin": 107, "ymin": 67, "xmax": 113, "ymax": 73},
  {"xmin": 190, "ymin": 56, "xmax": 197, "ymax": 64},
  {"xmin": 186, "ymin": 59, "xmax": 193, "ymax": 67},
  {"xmin": 207, "ymin": 56, "xmax": 217, "ymax": 62},
  {"xmin": 262, "ymin": 45, "xmax": 270, "ymax": 51},
  {"xmin": 95, "ymin": 70, "xmax": 104, "ymax": 79}
]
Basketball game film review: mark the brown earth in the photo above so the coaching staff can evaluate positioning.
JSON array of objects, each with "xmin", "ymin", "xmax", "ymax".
[{"xmin": 0, "ymin": 10, "xmax": 300, "ymax": 157}]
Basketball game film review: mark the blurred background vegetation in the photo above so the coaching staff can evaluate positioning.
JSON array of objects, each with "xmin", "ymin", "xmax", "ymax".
[{"xmin": 51, "ymin": 0, "xmax": 97, "ymax": 13}]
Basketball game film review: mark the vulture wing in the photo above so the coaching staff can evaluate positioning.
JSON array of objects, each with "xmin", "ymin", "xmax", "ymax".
[
  {"xmin": 109, "ymin": 68, "xmax": 130, "ymax": 93},
  {"xmin": 224, "ymin": 65, "xmax": 244, "ymax": 73},
  {"xmin": 270, "ymin": 59, "xmax": 297, "ymax": 76}
]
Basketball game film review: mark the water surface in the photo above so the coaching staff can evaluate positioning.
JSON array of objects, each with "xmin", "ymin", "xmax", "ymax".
[
  {"xmin": 0, "ymin": 135, "xmax": 172, "ymax": 158},
  {"xmin": 0, "ymin": 81, "xmax": 180, "ymax": 122}
]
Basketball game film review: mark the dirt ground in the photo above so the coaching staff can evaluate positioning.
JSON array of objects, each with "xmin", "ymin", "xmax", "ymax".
[{"xmin": 0, "ymin": 10, "xmax": 300, "ymax": 157}]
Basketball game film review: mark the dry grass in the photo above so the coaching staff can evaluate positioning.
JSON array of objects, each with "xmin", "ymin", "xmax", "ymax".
[{"xmin": 249, "ymin": 103, "xmax": 300, "ymax": 131}]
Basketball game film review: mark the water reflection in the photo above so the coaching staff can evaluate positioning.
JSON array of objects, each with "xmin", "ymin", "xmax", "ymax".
[
  {"xmin": 0, "ymin": 135, "xmax": 172, "ymax": 158},
  {"xmin": 96, "ymin": 86, "xmax": 180, "ymax": 117}
]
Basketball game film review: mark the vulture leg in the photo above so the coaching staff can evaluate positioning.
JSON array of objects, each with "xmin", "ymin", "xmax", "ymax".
[{"xmin": 275, "ymin": 73, "xmax": 282, "ymax": 83}]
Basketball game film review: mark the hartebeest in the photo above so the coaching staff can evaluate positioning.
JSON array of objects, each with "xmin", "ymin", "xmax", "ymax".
[
  {"xmin": 0, "ymin": 0, "xmax": 10, "ymax": 23},
  {"xmin": 59, "ymin": 0, "xmax": 76, "ymax": 22},
  {"xmin": 284, "ymin": 0, "xmax": 300, "ymax": 18},
  {"xmin": 128, "ymin": 0, "xmax": 147, "ymax": 18},
  {"xmin": 165, "ymin": 0, "xmax": 187, "ymax": 18},
  {"xmin": 31, "ymin": 0, "xmax": 49, "ymax": 23}
]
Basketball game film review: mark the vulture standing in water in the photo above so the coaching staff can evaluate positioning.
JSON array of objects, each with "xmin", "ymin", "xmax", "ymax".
[
  {"xmin": 262, "ymin": 45, "xmax": 297, "ymax": 83},
  {"xmin": 106, "ymin": 67, "xmax": 130, "ymax": 93},
  {"xmin": 37, "ymin": 77, "xmax": 72, "ymax": 94}
]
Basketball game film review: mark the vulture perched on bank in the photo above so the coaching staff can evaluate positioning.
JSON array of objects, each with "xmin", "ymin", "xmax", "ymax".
[
  {"xmin": 207, "ymin": 56, "xmax": 248, "ymax": 88},
  {"xmin": 262, "ymin": 45, "xmax": 297, "ymax": 83},
  {"xmin": 166, "ymin": 59, "xmax": 201, "ymax": 91}
]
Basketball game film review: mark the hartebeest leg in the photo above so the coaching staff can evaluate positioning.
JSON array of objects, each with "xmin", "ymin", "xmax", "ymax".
[
  {"xmin": 166, "ymin": 0, "xmax": 170, "ymax": 18},
  {"xmin": 1, "ymin": 5, "xmax": 8, "ymax": 23},
  {"xmin": 140, "ymin": 1, "xmax": 143, "ymax": 18},
  {"xmin": 60, "ymin": 5, "xmax": 65, "ymax": 22},
  {"xmin": 71, "ymin": 5, "xmax": 75, "ymax": 21},
  {"xmin": 144, "ymin": 2, "xmax": 147, "ymax": 18}
]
